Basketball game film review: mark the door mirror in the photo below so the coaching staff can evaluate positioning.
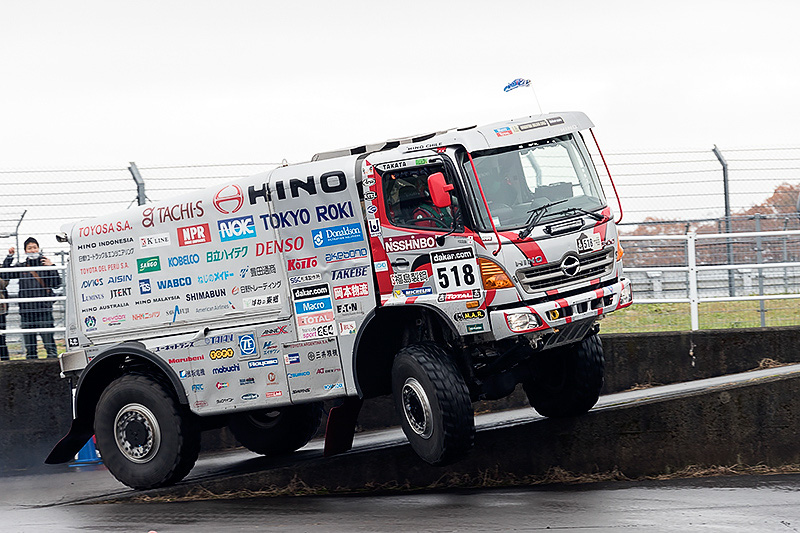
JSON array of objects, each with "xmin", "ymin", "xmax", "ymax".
[{"xmin": 428, "ymin": 172, "xmax": 453, "ymax": 208}]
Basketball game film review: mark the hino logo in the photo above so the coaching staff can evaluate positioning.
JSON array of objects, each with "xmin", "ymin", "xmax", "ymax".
[{"xmin": 560, "ymin": 255, "xmax": 581, "ymax": 277}]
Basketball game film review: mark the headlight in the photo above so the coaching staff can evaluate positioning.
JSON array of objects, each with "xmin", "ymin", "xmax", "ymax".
[
  {"xmin": 505, "ymin": 312, "xmax": 541, "ymax": 332},
  {"xmin": 618, "ymin": 283, "xmax": 633, "ymax": 307}
]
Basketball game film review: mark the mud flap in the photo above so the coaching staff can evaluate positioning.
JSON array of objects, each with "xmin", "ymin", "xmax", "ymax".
[
  {"xmin": 323, "ymin": 397, "xmax": 363, "ymax": 457},
  {"xmin": 45, "ymin": 418, "xmax": 94, "ymax": 464}
]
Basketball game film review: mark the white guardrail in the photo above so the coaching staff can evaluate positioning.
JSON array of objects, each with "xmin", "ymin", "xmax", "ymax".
[{"xmin": 620, "ymin": 229, "xmax": 800, "ymax": 330}]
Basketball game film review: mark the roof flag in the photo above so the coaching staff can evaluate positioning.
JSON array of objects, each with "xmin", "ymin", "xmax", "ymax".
[{"xmin": 503, "ymin": 78, "xmax": 531, "ymax": 92}]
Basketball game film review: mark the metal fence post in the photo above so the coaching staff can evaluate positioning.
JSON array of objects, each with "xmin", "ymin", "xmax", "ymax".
[
  {"xmin": 712, "ymin": 146, "xmax": 735, "ymax": 297},
  {"xmin": 687, "ymin": 232, "xmax": 699, "ymax": 330},
  {"xmin": 128, "ymin": 162, "xmax": 146, "ymax": 206},
  {"xmin": 754, "ymin": 214, "xmax": 765, "ymax": 327}
]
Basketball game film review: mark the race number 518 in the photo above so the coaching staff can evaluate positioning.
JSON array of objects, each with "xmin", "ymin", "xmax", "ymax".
[{"xmin": 430, "ymin": 247, "xmax": 480, "ymax": 292}]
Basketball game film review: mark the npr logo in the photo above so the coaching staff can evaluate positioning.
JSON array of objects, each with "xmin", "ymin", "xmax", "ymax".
[
  {"xmin": 177, "ymin": 223, "xmax": 212, "ymax": 247},
  {"xmin": 218, "ymin": 215, "xmax": 256, "ymax": 242}
]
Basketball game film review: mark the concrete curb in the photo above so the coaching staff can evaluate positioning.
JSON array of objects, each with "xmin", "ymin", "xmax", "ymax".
[{"xmin": 114, "ymin": 367, "xmax": 800, "ymax": 501}]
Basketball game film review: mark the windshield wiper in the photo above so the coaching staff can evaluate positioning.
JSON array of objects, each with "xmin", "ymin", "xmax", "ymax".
[
  {"xmin": 518, "ymin": 199, "xmax": 568, "ymax": 239},
  {"xmin": 548, "ymin": 206, "xmax": 605, "ymax": 222}
]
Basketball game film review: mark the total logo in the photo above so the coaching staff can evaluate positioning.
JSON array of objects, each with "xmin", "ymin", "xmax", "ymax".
[
  {"xmin": 218, "ymin": 215, "xmax": 256, "ymax": 242},
  {"xmin": 214, "ymin": 184, "xmax": 245, "ymax": 214}
]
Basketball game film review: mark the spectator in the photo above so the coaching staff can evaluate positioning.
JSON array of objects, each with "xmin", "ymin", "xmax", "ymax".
[
  {"xmin": 0, "ymin": 277, "xmax": 8, "ymax": 361},
  {"xmin": 2, "ymin": 238, "xmax": 61, "ymax": 358}
]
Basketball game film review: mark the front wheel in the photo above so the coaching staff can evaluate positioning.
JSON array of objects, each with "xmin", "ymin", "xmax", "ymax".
[
  {"xmin": 228, "ymin": 402, "xmax": 323, "ymax": 456},
  {"xmin": 94, "ymin": 374, "xmax": 200, "ymax": 490},
  {"xmin": 523, "ymin": 333, "xmax": 604, "ymax": 418},
  {"xmin": 391, "ymin": 343, "xmax": 474, "ymax": 466}
]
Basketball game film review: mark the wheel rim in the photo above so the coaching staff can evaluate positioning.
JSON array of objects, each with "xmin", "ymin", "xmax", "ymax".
[
  {"xmin": 114, "ymin": 403, "xmax": 161, "ymax": 463},
  {"xmin": 401, "ymin": 377, "xmax": 433, "ymax": 439}
]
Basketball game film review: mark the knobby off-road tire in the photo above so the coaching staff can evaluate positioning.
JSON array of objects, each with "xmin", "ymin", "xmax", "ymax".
[
  {"xmin": 94, "ymin": 374, "xmax": 200, "ymax": 490},
  {"xmin": 391, "ymin": 342, "xmax": 474, "ymax": 466},
  {"xmin": 228, "ymin": 402, "xmax": 324, "ymax": 456},
  {"xmin": 523, "ymin": 333, "xmax": 604, "ymax": 418}
]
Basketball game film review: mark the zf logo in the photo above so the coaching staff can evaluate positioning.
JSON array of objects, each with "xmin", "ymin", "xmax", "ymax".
[{"xmin": 239, "ymin": 334, "xmax": 257, "ymax": 356}]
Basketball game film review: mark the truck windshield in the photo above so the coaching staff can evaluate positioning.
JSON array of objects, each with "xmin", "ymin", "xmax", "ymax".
[{"xmin": 461, "ymin": 134, "xmax": 606, "ymax": 233}]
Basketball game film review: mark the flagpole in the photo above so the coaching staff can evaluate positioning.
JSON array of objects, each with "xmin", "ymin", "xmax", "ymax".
[
  {"xmin": 503, "ymin": 78, "xmax": 542, "ymax": 115},
  {"xmin": 529, "ymin": 84, "xmax": 543, "ymax": 115}
]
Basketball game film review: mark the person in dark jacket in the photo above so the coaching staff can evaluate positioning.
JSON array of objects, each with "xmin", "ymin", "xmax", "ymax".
[
  {"xmin": 2, "ymin": 237, "xmax": 61, "ymax": 358},
  {"xmin": 0, "ymin": 277, "xmax": 8, "ymax": 361}
]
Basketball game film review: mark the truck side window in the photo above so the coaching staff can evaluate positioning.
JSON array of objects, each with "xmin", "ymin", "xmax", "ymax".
[{"xmin": 381, "ymin": 165, "xmax": 457, "ymax": 230}]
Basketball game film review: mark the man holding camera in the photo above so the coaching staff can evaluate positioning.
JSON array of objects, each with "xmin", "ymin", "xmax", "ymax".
[{"xmin": 2, "ymin": 238, "xmax": 61, "ymax": 358}]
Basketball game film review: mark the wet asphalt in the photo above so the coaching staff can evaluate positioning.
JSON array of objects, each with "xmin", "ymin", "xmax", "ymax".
[{"xmin": 2, "ymin": 463, "xmax": 800, "ymax": 532}]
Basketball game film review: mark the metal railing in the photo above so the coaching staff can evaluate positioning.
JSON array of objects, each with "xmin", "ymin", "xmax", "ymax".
[{"xmin": 620, "ymin": 228, "xmax": 800, "ymax": 330}]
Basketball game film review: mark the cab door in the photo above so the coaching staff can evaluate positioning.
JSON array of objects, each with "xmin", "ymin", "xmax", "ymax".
[{"xmin": 368, "ymin": 154, "xmax": 483, "ymax": 311}]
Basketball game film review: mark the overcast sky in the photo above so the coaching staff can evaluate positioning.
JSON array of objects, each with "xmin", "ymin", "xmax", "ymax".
[{"xmin": 2, "ymin": 0, "xmax": 799, "ymax": 170}]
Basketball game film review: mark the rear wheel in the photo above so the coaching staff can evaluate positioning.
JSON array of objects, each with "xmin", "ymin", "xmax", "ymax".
[
  {"xmin": 94, "ymin": 374, "xmax": 200, "ymax": 490},
  {"xmin": 391, "ymin": 342, "xmax": 474, "ymax": 465},
  {"xmin": 228, "ymin": 402, "xmax": 323, "ymax": 456},
  {"xmin": 523, "ymin": 333, "xmax": 604, "ymax": 418}
]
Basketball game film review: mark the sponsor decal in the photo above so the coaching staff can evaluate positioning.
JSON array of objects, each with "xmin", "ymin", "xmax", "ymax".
[
  {"xmin": 267, "ymin": 372, "xmax": 278, "ymax": 383},
  {"xmin": 287, "ymin": 257, "xmax": 318, "ymax": 271},
  {"xmin": 78, "ymin": 220, "xmax": 133, "ymax": 236},
  {"xmin": 366, "ymin": 204, "xmax": 378, "ymax": 214},
  {"xmin": 519, "ymin": 120, "xmax": 548, "ymax": 131},
  {"xmin": 195, "ymin": 304, "xmax": 231, "ymax": 313},
  {"xmin": 436, "ymin": 289, "xmax": 482, "ymax": 302},
  {"xmin": 375, "ymin": 260, "xmax": 388, "ymax": 272},
  {"xmin": 384, "ymin": 234, "xmax": 436, "ymax": 253},
  {"xmin": 466, "ymin": 323, "xmax": 485, "ymax": 333},
  {"xmin": 157, "ymin": 277, "xmax": 192, "ymax": 289},
  {"xmin": 81, "ymin": 279, "xmax": 103, "ymax": 289},
  {"xmin": 292, "ymin": 387, "xmax": 311, "ymax": 394},
  {"xmin": 306, "ymin": 348, "xmax": 339, "ymax": 361},
  {"xmin": 186, "ymin": 288, "xmax": 226, "ymax": 301},
  {"xmin": 107, "ymin": 274, "xmax": 133, "ymax": 284},
  {"xmin": 324, "ymin": 382, "xmax": 344, "ymax": 391},
  {"xmin": 153, "ymin": 341, "xmax": 193, "ymax": 352},
  {"xmin": 396, "ymin": 287, "xmax": 433, "ymax": 297},
  {"xmin": 289, "ymin": 272, "xmax": 322, "ymax": 285},
  {"xmin": 311, "ymin": 223, "xmax": 364, "ymax": 248},
  {"xmin": 192, "ymin": 384, "xmax": 203, "ymax": 392},
  {"xmin": 248, "ymin": 358, "xmax": 278, "ymax": 368},
  {"xmin": 68, "ymin": 337, "xmax": 80, "ymax": 347},
  {"xmin": 316, "ymin": 367, "xmax": 342, "ymax": 374},
  {"xmin": 547, "ymin": 116, "xmax": 565, "ymax": 126},
  {"xmin": 168, "ymin": 254, "xmax": 201, "ymax": 268},
  {"xmin": 298, "ymin": 322, "xmax": 335, "ymax": 340},
  {"xmin": 248, "ymin": 171, "xmax": 347, "ymax": 205},
  {"xmin": 239, "ymin": 334, "xmax": 257, "ymax": 356},
  {"xmin": 454, "ymin": 310, "xmax": 487, "ymax": 321},
  {"xmin": 179, "ymin": 369, "xmax": 205, "ymax": 378},
  {"xmin": 367, "ymin": 218, "xmax": 381, "ymax": 236},
  {"xmin": 246, "ymin": 264, "xmax": 278, "ymax": 278},
  {"xmin": 139, "ymin": 279, "xmax": 151, "ymax": 295},
  {"xmin": 197, "ymin": 271, "xmax": 235, "ymax": 284},
  {"xmin": 212, "ymin": 363, "xmax": 241, "ymax": 375},
  {"xmin": 255, "ymin": 237, "xmax": 304, "ymax": 256},
  {"xmin": 333, "ymin": 282, "xmax": 369, "ymax": 300},
  {"xmin": 338, "ymin": 321, "xmax": 356, "ymax": 336},
  {"xmin": 494, "ymin": 127, "xmax": 513, "ymax": 137},
  {"xmin": 335, "ymin": 301, "xmax": 360, "ymax": 314},
  {"xmin": 137, "ymin": 256, "xmax": 161, "ymax": 274},
  {"xmin": 265, "ymin": 391, "xmax": 282, "ymax": 398},
  {"xmin": 242, "ymin": 393, "xmax": 258, "ymax": 401},
  {"xmin": 430, "ymin": 247, "xmax": 475, "ymax": 263},
  {"xmin": 207, "ymin": 246, "xmax": 248, "ymax": 262},
  {"xmin": 139, "ymin": 233, "xmax": 171, "ymax": 249},
  {"xmin": 218, "ymin": 215, "xmax": 256, "ymax": 242},
  {"xmin": 213, "ymin": 184, "xmax": 244, "ymax": 214},
  {"xmin": 216, "ymin": 398, "xmax": 233, "ymax": 404},
  {"xmin": 81, "ymin": 293, "xmax": 104, "ymax": 303},
  {"xmin": 242, "ymin": 294, "xmax": 280, "ymax": 308},
  {"xmin": 364, "ymin": 191, "xmax": 377, "ymax": 201},
  {"xmin": 577, "ymin": 232, "xmax": 603, "ymax": 254},
  {"xmin": 288, "ymin": 371, "xmax": 311, "ymax": 379},
  {"xmin": 204, "ymin": 334, "xmax": 235, "ymax": 345},
  {"xmin": 331, "ymin": 266, "xmax": 368, "ymax": 280},
  {"xmin": 209, "ymin": 348, "xmax": 234, "ymax": 360},
  {"xmin": 109, "ymin": 287, "xmax": 131, "ymax": 299},
  {"xmin": 77, "ymin": 248, "xmax": 135, "ymax": 263},
  {"xmin": 177, "ymin": 223, "xmax": 212, "ymax": 246},
  {"xmin": 194, "ymin": 400, "xmax": 208, "ymax": 408},
  {"xmin": 431, "ymin": 247, "xmax": 480, "ymax": 293},
  {"xmin": 363, "ymin": 177, "xmax": 376, "ymax": 187},
  {"xmin": 325, "ymin": 247, "xmax": 368, "ymax": 263},
  {"xmin": 390, "ymin": 271, "xmax": 429, "ymax": 285},
  {"xmin": 142, "ymin": 201, "xmax": 204, "ymax": 228},
  {"xmin": 216, "ymin": 382, "xmax": 229, "ymax": 390},
  {"xmin": 285, "ymin": 353, "xmax": 301, "ymax": 365},
  {"xmin": 262, "ymin": 340, "xmax": 281, "ymax": 355},
  {"xmin": 131, "ymin": 311, "xmax": 160, "ymax": 320},
  {"xmin": 260, "ymin": 325, "xmax": 289, "ymax": 336}
]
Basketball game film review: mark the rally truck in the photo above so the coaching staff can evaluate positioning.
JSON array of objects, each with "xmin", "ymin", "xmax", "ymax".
[{"xmin": 47, "ymin": 111, "xmax": 632, "ymax": 489}]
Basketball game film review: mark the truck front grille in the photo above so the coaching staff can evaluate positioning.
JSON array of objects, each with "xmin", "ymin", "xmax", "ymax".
[{"xmin": 516, "ymin": 247, "xmax": 615, "ymax": 294}]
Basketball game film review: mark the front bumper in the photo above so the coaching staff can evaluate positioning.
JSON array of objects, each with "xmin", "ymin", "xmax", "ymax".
[{"xmin": 488, "ymin": 277, "xmax": 631, "ymax": 341}]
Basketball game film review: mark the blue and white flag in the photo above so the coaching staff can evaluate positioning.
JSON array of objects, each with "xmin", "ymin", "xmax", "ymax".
[{"xmin": 503, "ymin": 78, "xmax": 531, "ymax": 92}]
